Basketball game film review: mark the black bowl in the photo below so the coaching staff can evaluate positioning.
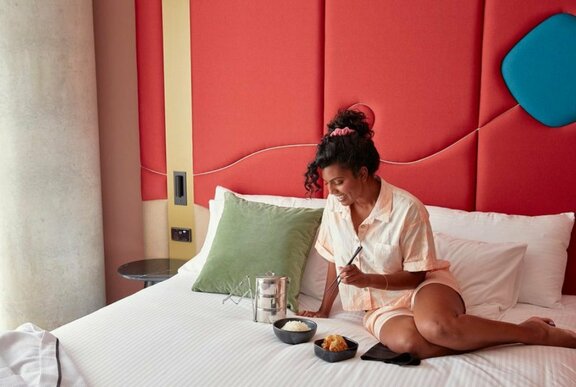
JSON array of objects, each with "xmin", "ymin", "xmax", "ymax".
[
  {"xmin": 314, "ymin": 337, "xmax": 358, "ymax": 362},
  {"xmin": 273, "ymin": 318, "xmax": 317, "ymax": 345}
]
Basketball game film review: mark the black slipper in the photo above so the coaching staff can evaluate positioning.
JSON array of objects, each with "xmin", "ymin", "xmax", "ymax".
[{"xmin": 361, "ymin": 343, "xmax": 421, "ymax": 366}]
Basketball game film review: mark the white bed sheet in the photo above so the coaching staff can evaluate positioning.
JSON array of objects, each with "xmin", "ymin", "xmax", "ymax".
[{"xmin": 53, "ymin": 272, "xmax": 576, "ymax": 387}]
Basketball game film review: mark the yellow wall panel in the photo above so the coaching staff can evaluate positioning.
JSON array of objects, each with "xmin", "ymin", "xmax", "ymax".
[{"xmin": 162, "ymin": 0, "xmax": 196, "ymax": 258}]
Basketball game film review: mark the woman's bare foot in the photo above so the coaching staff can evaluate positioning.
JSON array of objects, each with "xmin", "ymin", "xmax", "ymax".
[{"xmin": 520, "ymin": 317, "xmax": 576, "ymax": 348}]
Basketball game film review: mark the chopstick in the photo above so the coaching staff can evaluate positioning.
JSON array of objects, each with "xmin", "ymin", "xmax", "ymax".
[{"xmin": 326, "ymin": 245, "xmax": 363, "ymax": 293}]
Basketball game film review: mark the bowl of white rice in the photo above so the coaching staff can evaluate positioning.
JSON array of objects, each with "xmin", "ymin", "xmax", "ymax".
[{"xmin": 273, "ymin": 318, "xmax": 317, "ymax": 344}]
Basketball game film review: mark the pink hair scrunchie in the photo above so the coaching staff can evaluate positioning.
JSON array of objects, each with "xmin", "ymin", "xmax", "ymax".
[{"xmin": 330, "ymin": 127, "xmax": 355, "ymax": 137}]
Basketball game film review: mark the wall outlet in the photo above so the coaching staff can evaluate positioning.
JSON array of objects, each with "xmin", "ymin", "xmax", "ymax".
[{"xmin": 171, "ymin": 227, "xmax": 192, "ymax": 242}]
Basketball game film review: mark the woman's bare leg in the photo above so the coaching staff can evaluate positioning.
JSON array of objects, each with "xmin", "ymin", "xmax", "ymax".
[
  {"xmin": 412, "ymin": 284, "xmax": 576, "ymax": 352},
  {"xmin": 378, "ymin": 315, "xmax": 462, "ymax": 359}
]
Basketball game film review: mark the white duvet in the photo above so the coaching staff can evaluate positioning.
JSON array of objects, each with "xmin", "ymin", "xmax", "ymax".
[
  {"xmin": 0, "ymin": 323, "xmax": 86, "ymax": 387},
  {"xmin": 52, "ymin": 273, "xmax": 576, "ymax": 387}
]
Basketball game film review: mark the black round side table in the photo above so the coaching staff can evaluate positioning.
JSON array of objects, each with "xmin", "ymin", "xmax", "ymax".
[{"xmin": 117, "ymin": 258, "xmax": 187, "ymax": 288}]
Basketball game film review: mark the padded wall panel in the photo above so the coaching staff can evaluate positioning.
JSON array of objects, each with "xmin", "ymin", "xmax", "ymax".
[
  {"xmin": 324, "ymin": 0, "xmax": 482, "ymax": 211},
  {"xmin": 325, "ymin": 0, "xmax": 483, "ymax": 164},
  {"xmin": 477, "ymin": 106, "xmax": 576, "ymax": 293},
  {"xmin": 480, "ymin": 2, "xmax": 576, "ymax": 294},
  {"xmin": 182, "ymin": 1, "xmax": 576, "ymax": 293},
  {"xmin": 190, "ymin": 0, "xmax": 324, "ymax": 206},
  {"xmin": 194, "ymin": 146, "xmax": 319, "ymax": 206},
  {"xmin": 380, "ymin": 132, "xmax": 477, "ymax": 211},
  {"xmin": 479, "ymin": 0, "xmax": 576, "ymax": 127},
  {"xmin": 135, "ymin": 0, "xmax": 167, "ymax": 200}
]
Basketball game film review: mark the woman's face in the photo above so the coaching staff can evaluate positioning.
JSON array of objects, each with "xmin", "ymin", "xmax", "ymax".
[{"xmin": 321, "ymin": 164, "xmax": 366, "ymax": 206}]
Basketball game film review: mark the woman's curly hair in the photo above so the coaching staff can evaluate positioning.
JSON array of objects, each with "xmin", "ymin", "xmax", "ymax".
[{"xmin": 304, "ymin": 109, "xmax": 380, "ymax": 195}]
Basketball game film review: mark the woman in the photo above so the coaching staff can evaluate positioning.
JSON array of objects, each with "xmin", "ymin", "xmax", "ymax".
[{"xmin": 300, "ymin": 109, "xmax": 576, "ymax": 359}]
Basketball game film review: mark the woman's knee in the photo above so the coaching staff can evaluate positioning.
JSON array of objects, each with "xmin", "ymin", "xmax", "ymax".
[
  {"xmin": 412, "ymin": 284, "xmax": 466, "ymax": 346},
  {"xmin": 382, "ymin": 329, "xmax": 426, "ymax": 355},
  {"xmin": 415, "ymin": 315, "xmax": 462, "ymax": 346}
]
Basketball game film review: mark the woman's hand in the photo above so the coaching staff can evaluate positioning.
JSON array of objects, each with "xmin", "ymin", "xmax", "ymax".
[
  {"xmin": 297, "ymin": 309, "xmax": 329, "ymax": 318},
  {"xmin": 296, "ymin": 262, "xmax": 338, "ymax": 319},
  {"xmin": 338, "ymin": 264, "xmax": 372, "ymax": 288}
]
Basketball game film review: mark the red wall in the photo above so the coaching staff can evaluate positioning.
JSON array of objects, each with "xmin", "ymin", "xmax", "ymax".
[
  {"xmin": 190, "ymin": 0, "xmax": 325, "ymax": 205},
  {"xmin": 135, "ymin": 1, "xmax": 576, "ymax": 294},
  {"xmin": 135, "ymin": 0, "xmax": 167, "ymax": 201}
]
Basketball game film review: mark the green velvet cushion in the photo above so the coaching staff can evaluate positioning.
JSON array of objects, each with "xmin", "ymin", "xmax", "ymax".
[{"xmin": 192, "ymin": 192, "xmax": 323, "ymax": 312}]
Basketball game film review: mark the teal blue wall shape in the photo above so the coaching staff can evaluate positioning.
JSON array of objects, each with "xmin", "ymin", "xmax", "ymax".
[{"xmin": 502, "ymin": 13, "xmax": 576, "ymax": 127}]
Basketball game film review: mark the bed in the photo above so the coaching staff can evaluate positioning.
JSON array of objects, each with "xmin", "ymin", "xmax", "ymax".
[
  {"xmin": 52, "ymin": 274, "xmax": 576, "ymax": 387},
  {"xmin": 49, "ymin": 186, "xmax": 576, "ymax": 386}
]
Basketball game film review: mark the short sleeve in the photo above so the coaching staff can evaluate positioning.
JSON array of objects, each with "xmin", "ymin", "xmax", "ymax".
[
  {"xmin": 314, "ymin": 210, "xmax": 335, "ymax": 262},
  {"xmin": 401, "ymin": 206, "xmax": 449, "ymax": 272}
]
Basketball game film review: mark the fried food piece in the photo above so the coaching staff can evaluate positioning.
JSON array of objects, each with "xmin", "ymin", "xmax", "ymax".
[{"xmin": 322, "ymin": 334, "xmax": 349, "ymax": 352}]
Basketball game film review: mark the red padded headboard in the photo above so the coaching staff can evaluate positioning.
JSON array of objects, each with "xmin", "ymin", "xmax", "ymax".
[
  {"xmin": 322, "ymin": 0, "xmax": 576, "ymax": 294},
  {"xmin": 190, "ymin": 0, "xmax": 325, "ymax": 204},
  {"xmin": 135, "ymin": 0, "xmax": 167, "ymax": 201},
  {"xmin": 324, "ymin": 1, "xmax": 483, "ymax": 211},
  {"xmin": 137, "ymin": 0, "xmax": 576, "ymax": 294},
  {"xmin": 480, "ymin": 1, "xmax": 576, "ymax": 295}
]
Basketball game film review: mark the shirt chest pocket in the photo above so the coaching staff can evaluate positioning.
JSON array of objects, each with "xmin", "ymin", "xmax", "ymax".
[{"xmin": 373, "ymin": 243, "xmax": 403, "ymax": 273}]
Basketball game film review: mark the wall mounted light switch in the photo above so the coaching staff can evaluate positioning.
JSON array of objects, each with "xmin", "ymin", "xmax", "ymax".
[{"xmin": 173, "ymin": 171, "xmax": 187, "ymax": 206}]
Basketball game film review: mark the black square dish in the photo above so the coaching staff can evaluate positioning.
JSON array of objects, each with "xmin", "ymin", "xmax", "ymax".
[{"xmin": 314, "ymin": 337, "xmax": 358, "ymax": 362}]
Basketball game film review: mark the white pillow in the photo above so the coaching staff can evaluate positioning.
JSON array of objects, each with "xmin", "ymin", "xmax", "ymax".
[
  {"xmin": 300, "ymin": 246, "xmax": 328, "ymax": 301},
  {"xmin": 427, "ymin": 206, "xmax": 575, "ymax": 307},
  {"xmin": 178, "ymin": 199, "xmax": 223, "ymax": 277},
  {"xmin": 213, "ymin": 186, "xmax": 326, "ymax": 209},
  {"xmin": 179, "ymin": 186, "xmax": 328, "ymax": 300},
  {"xmin": 434, "ymin": 232, "xmax": 527, "ymax": 319}
]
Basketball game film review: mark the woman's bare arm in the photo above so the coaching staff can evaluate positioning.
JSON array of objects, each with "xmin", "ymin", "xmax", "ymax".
[
  {"xmin": 339, "ymin": 264, "xmax": 425, "ymax": 290},
  {"xmin": 298, "ymin": 262, "xmax": 339, "ymax": 318}
]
